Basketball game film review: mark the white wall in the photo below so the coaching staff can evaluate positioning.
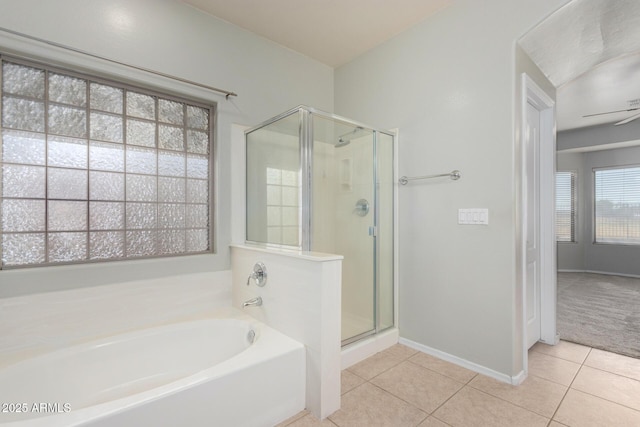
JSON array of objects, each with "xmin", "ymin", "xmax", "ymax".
[
  {"xmin": 334, "ymin": 0, "xmax": 568, "ymax": 377},
  {"xmin": 557, "ymin": 146, "xmax": 640, "ymax": 276},
  {"xmin": 0, "ymin": 0, "xmax": 333, "ymax": 297}
]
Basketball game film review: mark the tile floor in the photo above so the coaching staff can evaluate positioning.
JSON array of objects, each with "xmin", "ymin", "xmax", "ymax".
[{"xmin": 277, "ymin": 341, "xmax": 640, "ymax": 427}]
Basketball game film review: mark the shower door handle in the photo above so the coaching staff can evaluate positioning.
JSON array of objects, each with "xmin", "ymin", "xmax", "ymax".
[{"xmin": 354, "ymin": 198, "xmax": 370, "ymax": 216}]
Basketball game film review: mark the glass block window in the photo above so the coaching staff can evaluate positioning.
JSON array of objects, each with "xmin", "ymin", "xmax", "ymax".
[
  {"xmin": 265, "ymin": 167, "xmax": 299, "ymax": 246},
  {"xmin": 1, "ymin": 57, "xmax": 214, "ymax": 268},
  {"xmin": 556, "ymin": 171, "xmax": 576, "ymax": 242},
  {"xmin": 594, "ymin": 166, "xmax": 640, "ymax": 244}
]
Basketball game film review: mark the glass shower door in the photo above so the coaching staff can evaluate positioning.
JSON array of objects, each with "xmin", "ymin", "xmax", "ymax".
[{"xmin": 311, "ymin": 115, "xmax": 376, "ymax": 343}]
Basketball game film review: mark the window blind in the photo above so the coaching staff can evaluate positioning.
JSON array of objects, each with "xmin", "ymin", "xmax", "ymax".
[
  {"xmin": 595, "ymin": 166, "xmax": 640, "ymax": 244},
  {"xmin": 556, "ymin": 171, "xmax": 576, "ymax": 242}
]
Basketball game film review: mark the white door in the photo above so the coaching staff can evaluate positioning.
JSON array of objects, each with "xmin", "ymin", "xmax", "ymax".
[{"xmin": 525, "ymin": 101, "xmax": 542, "ymax": 349}]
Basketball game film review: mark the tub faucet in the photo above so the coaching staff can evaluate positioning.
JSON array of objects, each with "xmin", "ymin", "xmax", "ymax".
[{"xmin": 243, "ymin": 296, "xmax": 263, "ymax": 308}]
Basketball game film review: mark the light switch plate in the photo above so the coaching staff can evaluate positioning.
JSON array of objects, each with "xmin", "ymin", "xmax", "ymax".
[{"xmin": 458, "ymin": 208, "xmax": 489, "ymax": 225}]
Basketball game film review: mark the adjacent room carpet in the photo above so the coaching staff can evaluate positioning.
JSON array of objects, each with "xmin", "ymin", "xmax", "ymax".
[{"xmin": 557, "ymin": 272, "xmax": 640, "ymax": 359}]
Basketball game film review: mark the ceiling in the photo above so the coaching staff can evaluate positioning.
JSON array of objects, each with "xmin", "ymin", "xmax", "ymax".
[
  {"xmin": 519, "ymin": 0, "xmax": 640, "ymax": 132},
  {"xmin": 180, "ymin": 0, "xmax": 451, "ymax": 68},
  {"xmin": 557, "ymin": 52, "xmax": 640, "ymax": 131},
  {"xmin": 180, "ymin": 0, "xmax": 640, "ymax": 133}
]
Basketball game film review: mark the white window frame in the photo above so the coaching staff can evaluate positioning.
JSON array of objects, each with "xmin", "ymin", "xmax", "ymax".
[
  {"xmin": 555, "ymin": 170, "xmax": 577, "ymax": 243},
  {"xmin": 593, "ymin": 164, "xmax": 640, "ymax": 245},
  {"xmin": 0, "ymin": 55, "xmax": 216, "ymax": 269}
]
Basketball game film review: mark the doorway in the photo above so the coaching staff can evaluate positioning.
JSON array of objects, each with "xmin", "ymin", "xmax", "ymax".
[
  {"xmin": 521, "ymin": 74, "xmax": 557, "ymax": 355},
  {"xmin": 519, "ymin": 0, "xmax": 640, "ymax": 360}
]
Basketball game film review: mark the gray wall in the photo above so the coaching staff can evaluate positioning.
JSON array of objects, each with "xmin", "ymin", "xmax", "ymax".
[
  {"xmin": 556, "ymin": 152, "xmax": 585, "ymax": 270},
  {"xmin": 335, "ymin": 0, "xmax": 567, "ymax": 378},
  {"xmin": 557, "ymin": 145, "xmax": 640, "ymax": 276},
  {"xmin": 558, "ymin": 120, "xmax": 640, "ymax": 151},
  {"xmin": 0, "ymin": 0, "xmax": 334, "ymax": 297}
]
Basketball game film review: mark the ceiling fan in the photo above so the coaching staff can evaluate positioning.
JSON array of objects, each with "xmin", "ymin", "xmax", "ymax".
[{"xmin": 583, "ymin": 99, "xmax": 640, "ymax": 126}]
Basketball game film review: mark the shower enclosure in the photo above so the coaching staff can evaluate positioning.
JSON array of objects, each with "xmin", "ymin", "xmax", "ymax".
[{"xmin": 245, "ymin": 106, "xmax": 394, "ymax": 345}]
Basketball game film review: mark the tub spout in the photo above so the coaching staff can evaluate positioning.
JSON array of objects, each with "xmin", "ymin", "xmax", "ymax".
[{"xmin": 243, "ymin": 296, "xmax": 262, "ymax": 308}]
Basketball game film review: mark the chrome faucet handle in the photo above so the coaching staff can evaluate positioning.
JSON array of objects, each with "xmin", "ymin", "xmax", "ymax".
[{"xmin": 246, "ymin": 262, "xmax": 267, "ymax": 287}]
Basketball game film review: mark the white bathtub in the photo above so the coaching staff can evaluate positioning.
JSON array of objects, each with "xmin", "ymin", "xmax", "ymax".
[{"xmin": 0, "ymin": 307, "xmax": 305, "ymax": 427}]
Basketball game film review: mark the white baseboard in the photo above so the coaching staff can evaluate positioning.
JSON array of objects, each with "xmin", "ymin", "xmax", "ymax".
[
  {"xmin": 559, "ymin": 269, "xmax": 640, "ymax": 279},
  {"xmin": 341, "ymin": 328, "xmax": 399, "ymax": 370},
  {"xmin": 399, "ymin": 337, "xmax": 525, "ymax": 386}
]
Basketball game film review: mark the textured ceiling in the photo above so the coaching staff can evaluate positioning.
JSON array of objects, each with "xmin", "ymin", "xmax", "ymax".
[
  {"xmin": 519, "ymin": 0, "xmax": 640, "ymax": 131},
  {"xmin": 180, "ymin": 0, "xmax": 451, "ymax": 67}
]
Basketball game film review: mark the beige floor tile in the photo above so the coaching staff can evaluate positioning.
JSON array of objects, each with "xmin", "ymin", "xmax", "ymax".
[
  {"xmin": 584, "ymin": 348, "xmax": 640, "ymax": 382},
  {"xmin": 347, "ymin": 344, "xmax": 417, "ymax": 380},
  {"xmin": 409, "ymin": 352, "xmax": 477, "ymax": 383},
  {"xmin": 527, "ymin": 351, "xmax": 581, "ymax": 386},
  {"xmin": 548, "ymin": 422, "xmax": 568, "ymax": 427},
  {"xmin": 530, "ymin": 340, "xmax": 591, "ymax": 364},
  {"xmin": 433, "ymin": 387, "xmax": 549, "ymax": 427},
  {"xmin": 383, "ymin": 343, "xmax": 419, "ymax": 359},
  {"xmin": 371, "ymin": 361, "xmax": 464, "ymax": 414},
  {"xmin": 571, "ymin": 365, "xmax": 640, "ymax": 411},
  {"xmin": 329, "ymin": 382, "xmax": 427, "ymax": 427},
  {"xmin": 468, "ymin": 373, "xmax": 567, "ymax": 418},
  {"xmin": 287, "ymin": 413, "xmax": 338, "ymax": 427},
  {"xmin": 341, "ymin": 370, "xmax": 366, "ymax": 395},
  {"xmin": 418, "ymin": 416, "xmax": 451, "ymax": 426},
  {"xmin": 276, "ymin": 410, "xmax": 309, "ymax": 426},
  {"xmin": 554, "ymin": 389, "xmax": 640, "ymax": 427}
]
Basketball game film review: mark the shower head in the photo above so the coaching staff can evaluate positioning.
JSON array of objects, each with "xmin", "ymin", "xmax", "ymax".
[
  {"xmin": 335, "ymin": 126, "xmax": 363, "ymax": 148},
  {"xmin": 335, "ymin": 137, "xmax": 351, "ymax": 148}
]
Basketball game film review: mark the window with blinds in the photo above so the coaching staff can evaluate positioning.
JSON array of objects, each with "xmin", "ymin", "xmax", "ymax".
[
  {"xmin": 594, "ymin": 166, "xmax": 640, "ymax": 244},
  {"xmin": 556, "ymin": 171, "xmax": 576, "ymax": 242},
  {"xmin": 0, "ymin": 57, "xmax": 215, "ymax": 268}
]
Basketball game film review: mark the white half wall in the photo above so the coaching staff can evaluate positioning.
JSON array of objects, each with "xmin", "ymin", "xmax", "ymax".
[{"xmin": 231, "ymin": 244, "xmax": 342, "ymax": 419}]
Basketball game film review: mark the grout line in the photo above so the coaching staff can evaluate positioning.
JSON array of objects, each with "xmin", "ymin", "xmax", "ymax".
[
  {"xmin": 336, "ymin": 343, "xmax": 640, "ymax": 427},
  {"xmin": 464, "ymin": 375, "xmax": 557, "ymax": 420},
  {"xmin": 430, "ymin": 414, "xmax": 454, "ymax": 426},
  {"xmin": 426, "ymin": 378, "xmax": 469, "ymax": 421},
  {"xmin": 337, "ymin": 343, "xmax": 640, "ymax": 427},
  {"xmin": 548, "ymin": 346, "xmax": 593, "ymax": 423},
  {"xmin": 527, "ymin": 350, "xmax": 584, "ymax": 388},
  {"xmin": 365, "ymin": 380, "xmax": 430, "ymax": 419},
  {"xmin": 529, "ymin": 346, "xmax": 591, "ymax": 365},
  {"xmin": 582, "ymin": 363, "xmax": 640, "ymax": 383},
  {"xmin": 405, "ymin": 356, "xmax": 478, "ymax": 385},
  {"xmin": 347, "ymin": 348, "xmax": 417, "ymax": 382},
  {"xmin": 344, "ymin": 367, "xmax": 368, "ymax": 382},
  {"xmin": 552, "ymin": 345, "xmax": 640, "ymax": 415},
  {"xmin": 568, "ymin": 388, "xmax": 640, "ymax": 415}
]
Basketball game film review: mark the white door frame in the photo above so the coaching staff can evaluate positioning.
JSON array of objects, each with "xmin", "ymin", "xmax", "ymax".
[{"xmin": 521, "ymin": 74, "xmax": 558, "ymax": 372}]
